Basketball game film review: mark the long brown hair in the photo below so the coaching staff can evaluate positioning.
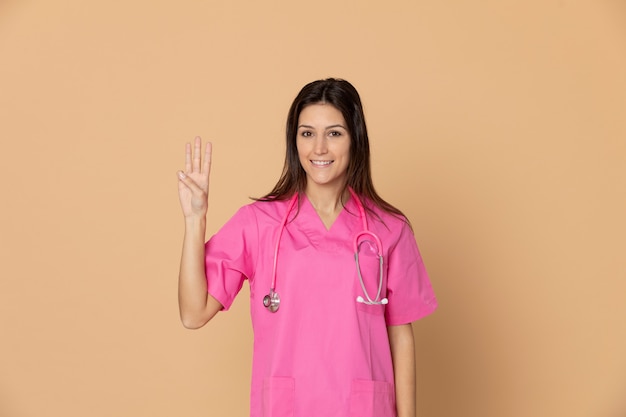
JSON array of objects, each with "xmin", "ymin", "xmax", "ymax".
[{"xmin": 260, "ymin": 78, "xmax": 407, "ymax": 222}]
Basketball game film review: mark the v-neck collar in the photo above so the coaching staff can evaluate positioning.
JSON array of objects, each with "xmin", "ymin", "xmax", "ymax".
[{"xmin": 299, "ymin": 193, "xmax": 358, "ymax": 233}]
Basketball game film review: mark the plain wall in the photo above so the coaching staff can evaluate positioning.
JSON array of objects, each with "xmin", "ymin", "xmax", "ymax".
[{"xmin": 0, "ymin": 1, "xmax": 624, "ymax": 416}]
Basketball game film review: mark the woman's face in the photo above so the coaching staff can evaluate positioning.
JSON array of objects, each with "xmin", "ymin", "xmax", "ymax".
[{"xmin": 296, "ymin": 103, "xmax": 351, "ymax": 193}]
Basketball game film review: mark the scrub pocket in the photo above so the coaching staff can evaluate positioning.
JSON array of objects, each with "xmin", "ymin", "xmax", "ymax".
[
  {"xmin": 349, "ymin": 379, "xmax": 396, "ymax": 417},
  {"xmin": 262, "ymin": 377, "xmax": 294, "ymax": 417}
]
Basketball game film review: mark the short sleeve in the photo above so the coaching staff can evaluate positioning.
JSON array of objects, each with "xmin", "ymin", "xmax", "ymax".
[
  {"xmin": 204, "ymin": 205, "xmax": 258, "ymax": 311},
  {"xmin": 384, "ymin": 223, "xmax": 437, "ymax": 325}
]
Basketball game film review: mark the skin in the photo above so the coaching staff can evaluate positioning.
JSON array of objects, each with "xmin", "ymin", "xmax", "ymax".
[
  {"xmin": 296, "ymin": 103, "xmax": 351, "ymax": 228},
  {"xmin": 177, "ymin": 137, "xmax": 221, "ymax": 329},
  {"xmin": 177, "ymin": 104, "xmax": 418, "ymax": 416},
  {"xmin": 388, "ymin": 323, "xmax": 417, "ymax": 417}
]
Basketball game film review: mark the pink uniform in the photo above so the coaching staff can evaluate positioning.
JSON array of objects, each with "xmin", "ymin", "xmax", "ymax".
[{"xmin": 205, "ymin": 195, "xmax": 437, "ymax": 417}]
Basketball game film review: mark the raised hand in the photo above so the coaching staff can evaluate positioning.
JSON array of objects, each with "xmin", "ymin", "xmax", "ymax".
[
  {"xmin": 177, "ymin": 137, "xmax": 222, "ymax": 327},
  {"xmin": 177, "ymin": 137, "xmax": 211, "ymax": 219}
]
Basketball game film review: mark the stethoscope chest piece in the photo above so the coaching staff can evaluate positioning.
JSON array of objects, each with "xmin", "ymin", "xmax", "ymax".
[{"xmin": 263, "ymin": 290, "xmax": 280, "ymax": 313}]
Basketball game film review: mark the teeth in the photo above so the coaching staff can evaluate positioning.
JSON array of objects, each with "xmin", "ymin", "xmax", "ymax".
[{"xmin": 311, "ymin": 160, "xmax": 332, "ymax": 166}]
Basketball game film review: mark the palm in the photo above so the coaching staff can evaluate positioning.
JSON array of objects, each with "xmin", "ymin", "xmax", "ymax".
[{"xmin": 178, "ymin": 137, "xmax": 212, "ymax": 218}]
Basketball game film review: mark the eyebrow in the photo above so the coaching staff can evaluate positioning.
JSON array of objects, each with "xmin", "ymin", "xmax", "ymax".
[{"xmin": 297, "ymin": 124, "xmax": 347, "ymax": 130}]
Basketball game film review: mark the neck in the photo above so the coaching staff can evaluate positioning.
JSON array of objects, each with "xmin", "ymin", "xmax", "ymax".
[{"xmin": 304, "ymin": 184, "xmax": 348, "ymax": 215}]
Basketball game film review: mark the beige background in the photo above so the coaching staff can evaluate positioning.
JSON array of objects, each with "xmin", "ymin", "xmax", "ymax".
[{"xmin": 1, "ymin": 1, "xmax": 625, "ymax": 416}]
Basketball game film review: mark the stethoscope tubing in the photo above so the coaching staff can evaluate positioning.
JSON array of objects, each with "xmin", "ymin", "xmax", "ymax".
[
  {"xmin": 354, "ymin": 240, "xmax": 385, "ymax": 304},
  {"xmin": 270, "ymin": 193, "xmax": 299, "ymax": 293}
]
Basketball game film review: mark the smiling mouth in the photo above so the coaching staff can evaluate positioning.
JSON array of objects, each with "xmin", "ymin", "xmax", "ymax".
[{"xmin": 311, "ymin": 160, "xmax": 333, "ymax": 166}]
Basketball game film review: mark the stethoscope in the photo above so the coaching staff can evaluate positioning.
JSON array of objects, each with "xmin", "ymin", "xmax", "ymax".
[{"xmin": 263, "ymin": 188, "xmax": 388, "ymax": 313}]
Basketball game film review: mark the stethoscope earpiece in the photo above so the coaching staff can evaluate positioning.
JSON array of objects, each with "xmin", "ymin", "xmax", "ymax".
[{"xmin": 356, "ymin": 296, "xmax": 388, "ymax": 305}]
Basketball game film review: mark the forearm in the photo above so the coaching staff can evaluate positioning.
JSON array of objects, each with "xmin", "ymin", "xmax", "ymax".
[
  {"xmin": 388, "ymin": 323, "xmax": 416, "ymax": 417},
  {"xmin": 178, "ymin": 216, "xmax": 220, "ymax": 328}
]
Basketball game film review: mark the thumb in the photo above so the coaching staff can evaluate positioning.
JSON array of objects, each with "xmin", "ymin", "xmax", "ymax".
[{"xmin": 177, "ymin": 171, "xmax": 203, "ymax": 194}]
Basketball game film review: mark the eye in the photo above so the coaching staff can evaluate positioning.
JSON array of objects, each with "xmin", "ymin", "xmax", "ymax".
[
  {"xmin": 300, "ymin": 130, "xmax": 313, "ymax": 138},
  {"xmin": 328, "ymin": 130, "xmax": 342, "ymax": 137}
]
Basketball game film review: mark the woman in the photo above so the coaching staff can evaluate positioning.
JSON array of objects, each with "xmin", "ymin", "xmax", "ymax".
[{"xmin": 177, "ymin": 78, "xmax": 437, "ymax": 417}]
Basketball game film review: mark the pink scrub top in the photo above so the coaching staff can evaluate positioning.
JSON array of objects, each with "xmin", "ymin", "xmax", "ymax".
[{"xmin": 204, "ymin": 195, "xmax": 437, "ymax": 417}]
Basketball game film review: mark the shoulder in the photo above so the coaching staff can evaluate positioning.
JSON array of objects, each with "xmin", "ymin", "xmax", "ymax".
[
  {"xmin": 210, "ymin": 200, "xmax": 286, "ymax": 243},
  {"xmin": 361, "ymin": 199, "xmax": 414, "ymax": 251},
  {"xmin": 365, "ymin": 199, "xmax": 409, "ymax": 231},
  {"xmin": 242, "ymin": 198, "xmax": 293, "ymax": 224}
]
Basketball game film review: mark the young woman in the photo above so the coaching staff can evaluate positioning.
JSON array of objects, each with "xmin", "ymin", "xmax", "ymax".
[{"xmin": 177, "ymin": 78, "xmax": 437, "ymax": 417}]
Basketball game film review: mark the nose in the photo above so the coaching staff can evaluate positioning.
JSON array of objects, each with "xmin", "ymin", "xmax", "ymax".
[{"xmin": 313, "ymin": 136, "xmax": 328, "ymax": 155}]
